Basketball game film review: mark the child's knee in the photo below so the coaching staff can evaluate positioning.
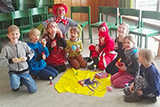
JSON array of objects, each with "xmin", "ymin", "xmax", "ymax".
[
  {"xmin": 10, "ymin": 81, "xmax": 20, "ymax": 90},
  {"xmin": 28, "ymin": 86, "xmax": 37, "ymax": 93}
]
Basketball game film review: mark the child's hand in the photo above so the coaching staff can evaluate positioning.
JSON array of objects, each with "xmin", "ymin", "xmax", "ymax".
[
  {"xmin": 42, "ymin": 54, "xmax": 46, "ymax": 60},
  {"xmin": 51, "ymin": 40, "xmax": 56, "ymax": 48},
  {"xmin": 56, "ymin": 29, "xmax": 63, "ymax": 38},
  {"xmin": 69, "ymin": 47, "xmax": 74, "ymax": 52},
  {"xmin": 137, "ymin": 90, "xmax": 143, "ymax": 95},
  {"xmin": 95, "ymin": 45, "xmax": 100, "ymax": 53},
  {"xmin": 12, "ymin": 57, "xmax": 21, "ymax": 63},
  {"xmin": 76, "ymin": 47, "xmax": 80, "ymax": 53},
  {"xmin": 41, "ymin": 39, "xmax": 46, "ymax": 47},
  {"xmin": 100, "ymin": 37, "xmax": 105, "ymax": 44},
  {"xmin": 20, "ymin": 57, "xmax": 27, "ymax": 62},
  {"xmin": 129, "ymin": 82, "xmax": 134, "ymax": 92},
  {"xmin": 116, "ymin": 62, "xmax": 126, "ymax": 71}
]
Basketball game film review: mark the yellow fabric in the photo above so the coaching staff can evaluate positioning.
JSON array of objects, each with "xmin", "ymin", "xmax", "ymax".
[{"xmin": 55, "ymin": 68, "xmax": 111, "ymax": 97}]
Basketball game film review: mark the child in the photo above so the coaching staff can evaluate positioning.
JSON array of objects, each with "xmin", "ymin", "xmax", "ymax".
[
  {"xmin": 88, "ymin": 22, "xmax": 115, "ymax": 70},
  {"xmin": 0, "ymin": 25, "xmax": 37, "ymax": 93},
  {"xmin": 123, "ymin": 49, "xmax": 160, "ymax": 103},
  {"xmin": 111, "ymin": 35, "xmax": 139, "ymax": 88},
  {"xmin": 27, "ymin": 28, "xmax": 59, "ymax": 80},
  {"xmin": 42, "ymin": 22, "xmax": 67, "ymax": 73},
  {"xmin": 65, "ymin": 26, "xmax": 87, "ymax": 69},
  {"xmin": 105, "ymin": 22, "xmax": 129, "ymax": 75}
]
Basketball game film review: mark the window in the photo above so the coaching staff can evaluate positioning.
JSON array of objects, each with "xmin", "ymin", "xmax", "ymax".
[
  {"xmin": 133, "ymin": 0, "xmax": 160, "ymax": 28},
  {"xmin": 135, "ymin": 0, "xmax": 160, "ymax": 11}
]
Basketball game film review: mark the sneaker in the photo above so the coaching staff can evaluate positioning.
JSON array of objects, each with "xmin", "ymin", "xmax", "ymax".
[
  {"xmin": 142, "ymin": 96, "xmax": 157, "ymax": 103},
  {"xmin": 124, "ymin": 91, "xmax": 142, "ymax": 102},
  {"xmin": 123, "ymin": 87, "xmax": 131, "ymax": 96},
  {"xmin": 88, "ymin": 63, "xmax": 98, "ymax": 70},
  {"xmin": 88, "ymin": 63, "xmax": 94, "ymax": 70},
  {"xmin": 12, "ymin": 88, "xmax": 19, "ymax": 91},
  {"xmin": 83, "ymin": 57, "xmax": 92, "ymax": 62}
]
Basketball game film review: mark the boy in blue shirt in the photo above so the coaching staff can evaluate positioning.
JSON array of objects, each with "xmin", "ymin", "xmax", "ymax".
[
  {"xmin": 27, "ymin": 28, "xmax": 58, "ymax": 80},
  {"xmin": 124, "ymin": 49, "xmax": 160, "ymax": 103}
]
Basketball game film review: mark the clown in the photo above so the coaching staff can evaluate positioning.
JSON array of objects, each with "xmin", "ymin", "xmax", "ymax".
[
  {"xmin": 88, "ymin": 22, "xmax": 116, "ymax": 70},
  {"xmin": 37, "ymin": 3, "xmax": 82, "ymax": 37}
]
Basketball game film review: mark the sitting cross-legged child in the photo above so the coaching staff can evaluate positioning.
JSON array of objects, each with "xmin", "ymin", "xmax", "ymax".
[{"xmin": 123, "ymin": 49, "xmax": 160, "ymax": 103}]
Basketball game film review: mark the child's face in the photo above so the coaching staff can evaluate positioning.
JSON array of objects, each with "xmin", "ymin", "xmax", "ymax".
[
  {"xmin": 117, "ymin": 24, "xmax": 128, "ymax": 37},
  {"xmin": 123, "ymin": 38, "xmax": 135, "ymax": 51},
  {"xmin": 47, "ymin": 23, "xmax": 57, "ymax": 34},
  {"xmin": 99, "ymin": 26, "xmax": 106, "ymax": 32},
  {"xmin": 70, "ymin": 30, "xmax": 78, "ymax": 41},
  {"xmin": 30, "ymin": 33, "xmax": 40, "ymax": 43},
  {"xmin": 7, "ymin": 30, "xmax": 20, "ymax": 43},
  {"xmin": 56, "ymin": 7, "xmax": 65, "ymax": 18}
]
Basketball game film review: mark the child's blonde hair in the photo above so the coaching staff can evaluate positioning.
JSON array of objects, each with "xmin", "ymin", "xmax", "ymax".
[
  {"xmin": 8, "ymin": 25, "xmax": 20, "ymax": 34},
  {"xmin": 47, "ymin": 22, "xmax": 58, "ymax": 29},
  {"xmin": 119, "ymin": 22, "xmax": 129, "ymax": 36},
  {"xmin": 139, "ymin": 49, "xmax": 154, "ymax": 64},
  {"xmin": 29, "ymin": 28, "xmax": 41, "ymax": 36},
  {"xmin": 123, "ymin": 35, "xmax": 135, "ymax": 45},
  {"xmin": 70, "ymin": 26, "xmax": 80, "ymax": 37}
]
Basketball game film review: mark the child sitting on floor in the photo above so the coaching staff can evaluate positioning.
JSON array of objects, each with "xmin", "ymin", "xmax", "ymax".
[
  {"xmin": 88, "ymin": 22, "xmax": 115, "ymax": 70},
  {"xmin": 0, "ymin": 25, "xmax": 37, "ymax": 93},
  {"xmin": 111, "ymin": 35, "xmax": 139, "ymax": 88},
  {"xmin": 123, "ymin": 49, "xmax": 160, "ymax": 103},
  {"xmin": 105, "ymin": 22, "xmax": 129, "ymax": 75},
  {"xmin": 65, "ymin": 26, "xmax": 87, "ymax": 69},
  {"xmin": 27, "ymin": 28, "xmax": 59, "ymax": 80},
  {"xmin": 42, "ymin": 22, "xmax": 67, "ymax": 73}
]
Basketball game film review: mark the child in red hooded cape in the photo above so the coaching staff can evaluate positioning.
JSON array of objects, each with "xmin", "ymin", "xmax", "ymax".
[{"xmin": 88, "ymin": 22, "xmax": 116, "ymax": 70}]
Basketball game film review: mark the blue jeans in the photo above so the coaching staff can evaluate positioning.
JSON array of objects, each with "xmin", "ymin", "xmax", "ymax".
[
  {"xmin": 37, "ymin": 65, "xmax": 59, "ymax": 80},
  {"xmin": 9, "ymin": 73, "xmax": 37, "ymax": 93}
]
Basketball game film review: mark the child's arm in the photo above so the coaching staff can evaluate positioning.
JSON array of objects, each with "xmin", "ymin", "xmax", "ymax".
[
  {"xmin": 37, "ymin": 23, "xmax": 45, "ymax": 33},
  {"xmin": 126, "ymin": 54, "xmax": 139, "ymax": 74},
  {"xmin": 103, "ymin": 38, "xmax": 115, "ymax": 53},
  {"xmin": 25, "ymin": 43, "xmax": 34, "ymax": 62},
  {"xmin": 76, "ymin": 40, "xmax": 83, "ymax": 53},
  {"xmin": 77, "ymin": 24, "xmax": 82, "ymax": 37}
]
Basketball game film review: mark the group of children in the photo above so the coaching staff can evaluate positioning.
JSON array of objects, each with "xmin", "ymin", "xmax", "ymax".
[{"xmin": 0, "ymin": 3, "xmax": 160, "ymax": 104}]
